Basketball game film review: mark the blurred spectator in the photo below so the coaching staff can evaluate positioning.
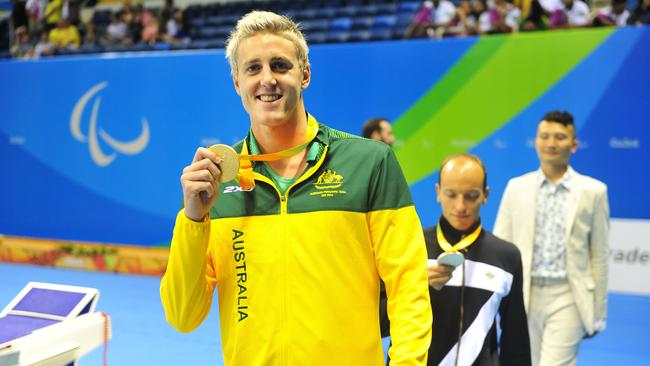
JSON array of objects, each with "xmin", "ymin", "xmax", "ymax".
[
  {"xmin": 10, "ymin": 25, "xmax": 31, "ymax": 58},
  {"xmin": 136, "ymin": 4, "xmax": 158, "ymax": 43},
  {"xmin": 120, "ymin": 1, "xmax": 134, "ymax": 24},
  {"xmin": 123, "ymin": 3, "xmax": 142, "ymax": 43},
  {"xmin": 81, "ymin": 18, "xmax": 96, "ymax": 46},
  {"xmin": 12, "ymin": 0, "xmax": 30, "ymax": 31},
  {"xmin": 483, "ymin": 0, "xmax": 522, "ymax": 33},
  {"xmin": 538, "ymin": 0, "xmax": 561, "ymax": 13},
  {"xmin": 448, "ymin": 0, "xmax": 489, "ymax": 36},
  {"xmin": 405, "ymin": 0, "xmax": 435, "ymax": 38},
  {"xmin": 43, "ymin": 0, "xmax": 62, "ymax": 32},
  {"xmin": 405, "ymin": 0, "xmax": 457, "ymax": 38},
  {"xmin": 521, "ymin": 0, "xmax": 549, "ymax": 31},
  {"xmin": 549, "ymin": 0, "xmax": 591, "ymax": 28},
  {"xmin": 514, "ymin": 0, "xmax": 533, "ymax": 19},
  {"xmin": 105, "ymin": 12, "xmax": 127, "ymax": 45},
  {"xmin": 66, "ymin": 0, "xmax": 81, "ymax": 26},
  {"xmin": 593, "ymin": 0, "xmax": 630, "ymax": 26},
  {"xmin": 160, "ymin": 0, "xmax": 178, "ymax": 34},
  {"xmin": 118, "ymin": 0, "xmax": 132, "ymax": 14},
  {"xmin": 49, "ymin": 17, "xmax": 79, "ymax": 50},
  {"xmin": 627, "ymin": 0, "xmax": 650, "ymax": 24},
  {"xmin": 25, "ymin": 0, "xmax": 46, "ymax": 30},
  {"xmin": 31, "ymin": 31, "xmax": 53, "ymax": 57},
  {"xmin": 136, "ymin": 3, "xmax": 153, "ymax": 27},
  {"xmin": 162, "ymin": 10, "xmax": 190, "ymax": 44},
  {"xmin": 141, "ymin": 13, "xmax": 159, "ymax": 44},
  {"xmin": 116, "ymin": 0, "xmax": 133, "ymax": 24}
]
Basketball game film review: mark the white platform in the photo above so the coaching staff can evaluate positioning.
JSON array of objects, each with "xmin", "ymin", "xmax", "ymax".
[{"xmin": 0, "ymin": 282, "xmax": 111, "ymax": 366}]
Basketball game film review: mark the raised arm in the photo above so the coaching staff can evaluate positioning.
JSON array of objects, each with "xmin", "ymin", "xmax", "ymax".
[{"xmin": 160, "ymin": 147, "xmax": 222, "ymax": 332}]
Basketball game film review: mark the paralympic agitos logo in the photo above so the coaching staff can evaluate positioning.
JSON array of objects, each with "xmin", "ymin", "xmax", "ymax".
[{"xmin": 70, "ymin": 82, "xmax": 150, "ymax": 167}]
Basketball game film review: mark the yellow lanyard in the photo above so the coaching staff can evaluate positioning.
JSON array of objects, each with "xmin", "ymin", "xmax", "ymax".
[
  {"xmin": 437, "ymin": 223, "xmax": 482, "ymax": 253},
  {"xmin": 238, "ymin": 115, "xmax": 319, "ymax": 190}
]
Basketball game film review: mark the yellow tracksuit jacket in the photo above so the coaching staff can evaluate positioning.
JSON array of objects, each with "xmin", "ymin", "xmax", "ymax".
[{"xmin": 161, "ymin": 116, "xmax": 431, "ymax": 365}]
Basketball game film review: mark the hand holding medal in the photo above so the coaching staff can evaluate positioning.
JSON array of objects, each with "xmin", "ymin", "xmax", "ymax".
[
  {"xmin": 428, "ymin": 223, "xmax": 482, "ymax": 290},
  {"xmin": 207, "ymin": 144, "xmax": 240, "ymax": 183}
]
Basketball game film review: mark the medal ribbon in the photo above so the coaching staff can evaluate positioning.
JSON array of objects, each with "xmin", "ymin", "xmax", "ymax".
[
  {"xmin": 237, "ymin": 115, "xmax": 319, "ymax": 190},
  {"xmin": 437, "ymin": 222, "xmax": 482, "ymax": 253}
]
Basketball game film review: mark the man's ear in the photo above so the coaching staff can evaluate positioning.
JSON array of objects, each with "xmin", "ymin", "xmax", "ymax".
[
  {"xmin": 301, "ymin": 63, "xmax": 311, "ymax": 90},
  {"xmin": 483, "ymin": 187, "xmax": 490, "ymax": 203},
  {"xmin": 233, "ymin": 73, "xmax": 241, "ymax": 96},
  {"xmin": 571, "ymin": 138, "xmax": 579, "ymax": 154},
  {"xmin": 570, "ymin": 125, "xmax": 579, "ymax": 153},
  {"xmin": 435, "ymin": 183, "xmax": 441, "ymax": 203}
]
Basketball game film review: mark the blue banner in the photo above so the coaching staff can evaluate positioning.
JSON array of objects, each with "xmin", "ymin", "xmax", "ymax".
[{"xmin": 1, "ymin": 27, "xmax": 648, "ymax": 246}]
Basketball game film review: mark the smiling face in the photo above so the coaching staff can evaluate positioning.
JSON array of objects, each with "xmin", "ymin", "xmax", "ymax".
[
  {"xmin": 535, "ymin": 120, "xmax": 578, "ymax": 169},
  {"xmin": 232, "ymin": 32, "xmax": 310, "ymax": 129},
  {"xmin": 436, "ymin": 157, "xmax": 488, "ymax": 231}
]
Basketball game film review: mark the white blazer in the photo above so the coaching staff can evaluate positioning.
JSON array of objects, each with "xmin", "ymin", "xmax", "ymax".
[{"xmin": 493, "ymin": 167, "xmax": 609, "ymax": 335}]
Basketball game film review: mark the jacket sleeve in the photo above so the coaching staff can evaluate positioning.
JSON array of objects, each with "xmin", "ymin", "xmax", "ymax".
[
  {"xmin": 160, "ymin": 209, "xmax": 218, "ymax": 333},
  {"xmin": 493, "ymin": 180, "xmax": 514, "ymax": 242},
  {"xmin": 498, "ymin": 249, "xmax": 531, "ymax": 366},
  {"xmin": 590, "ymin": 185, "xmax": 610, "ymax": 333},
  {"xmin": 367, "ymin": 146, "xmax": 432, "ymax": 366}
]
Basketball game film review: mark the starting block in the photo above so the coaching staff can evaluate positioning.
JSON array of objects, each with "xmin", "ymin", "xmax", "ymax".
[{"xmin": 0, "ymin": 282, "xmax": 111, "ymax": 366}]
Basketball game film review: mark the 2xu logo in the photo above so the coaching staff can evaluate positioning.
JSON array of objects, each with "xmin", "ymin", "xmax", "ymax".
[
  {"xmin": 223, "ymin": 185, "xmax": 253, "ymax": 193},
  {"xmin": 70, "ymin": 82, "xmax": 150, "ymax": 167}
]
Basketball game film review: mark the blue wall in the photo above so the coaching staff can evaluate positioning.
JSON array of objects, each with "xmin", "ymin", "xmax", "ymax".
[{"xmin": 1, "ymin": 27, "xmax": 648, "ymax": 246}]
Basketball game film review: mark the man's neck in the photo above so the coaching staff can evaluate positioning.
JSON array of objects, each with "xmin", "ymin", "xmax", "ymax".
[
  {"xmin": 251, "ymin": 106, "xmax": 310, "ymax": 179},
  {"xmin": 251, "ymin": 108, "xmax": 307, "ymax": 154},
  {"xmin": 541, "ymin": 163, "xmax": 568, "ymax": 184},
  {"xmin": 439, "ymin": 216, "xmax": 481, "ymax": 244}
]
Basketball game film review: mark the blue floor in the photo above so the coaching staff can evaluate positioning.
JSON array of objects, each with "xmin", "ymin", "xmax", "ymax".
[
  {"xmin": 0, "ymin": 263, "xmax": 222, "ymax": 365},
  {"xmin": 1, "ymin": 262, "xmax": 649, "ymax": 365}
]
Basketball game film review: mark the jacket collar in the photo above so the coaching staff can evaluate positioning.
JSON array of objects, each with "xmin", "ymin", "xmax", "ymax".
[{"xmin": 438, "ymin": 216, "xmax": 482, "ymax": 244}]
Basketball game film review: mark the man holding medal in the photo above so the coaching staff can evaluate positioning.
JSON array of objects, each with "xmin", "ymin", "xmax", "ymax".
[
  {"xmin": 423, "ymin": 153, "xmax": 530, "ymax": 366},
  {"xmin": 160, "ymin": 10, "xmax": 432, "ymax": 366}
]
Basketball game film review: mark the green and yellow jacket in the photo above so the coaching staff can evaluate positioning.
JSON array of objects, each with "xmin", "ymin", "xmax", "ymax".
[{"xmin": 161, "ymin": 115, "xmax": 432, "ymax": 366}]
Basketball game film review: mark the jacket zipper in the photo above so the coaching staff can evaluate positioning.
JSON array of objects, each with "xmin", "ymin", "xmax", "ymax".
[{"xmin": 251, "ymin": 146, "xmax": 329, "ymax": 365}]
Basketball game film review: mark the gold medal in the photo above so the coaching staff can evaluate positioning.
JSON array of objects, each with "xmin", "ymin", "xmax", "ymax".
[{"xmin": 208, "ymin": 144, "xmax": 240, "ymax": 183}]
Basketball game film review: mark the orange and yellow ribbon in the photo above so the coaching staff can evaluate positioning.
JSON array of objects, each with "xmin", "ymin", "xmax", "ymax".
[
  {"xmin": 437, "ymin": 223, "xmax": 482, "ymax": 253},
  {"xmin": 237, "ymin": 115, "xmax": 319, "ymax": 190}
]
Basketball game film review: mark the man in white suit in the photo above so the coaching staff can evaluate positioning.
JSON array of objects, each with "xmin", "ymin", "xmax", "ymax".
[{"xmin": 494, "ymin": 110, "xmax": 609, "ymax": 366}]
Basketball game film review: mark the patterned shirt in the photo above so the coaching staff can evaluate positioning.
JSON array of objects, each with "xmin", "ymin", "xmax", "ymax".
[{"xmin": 531, "ymin": 168, "xmax": 572, "ymax": 280}]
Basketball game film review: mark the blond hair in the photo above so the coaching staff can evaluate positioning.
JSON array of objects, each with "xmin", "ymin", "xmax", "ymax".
[{"xmin": 225, "ymin": 11, "xmax": 309, "ymax": 75}]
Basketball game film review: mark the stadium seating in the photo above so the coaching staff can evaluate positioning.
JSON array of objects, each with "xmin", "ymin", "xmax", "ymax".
[{"xmin": 1, "ymin": 0, "xmax": 422, "ymax": 58}]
